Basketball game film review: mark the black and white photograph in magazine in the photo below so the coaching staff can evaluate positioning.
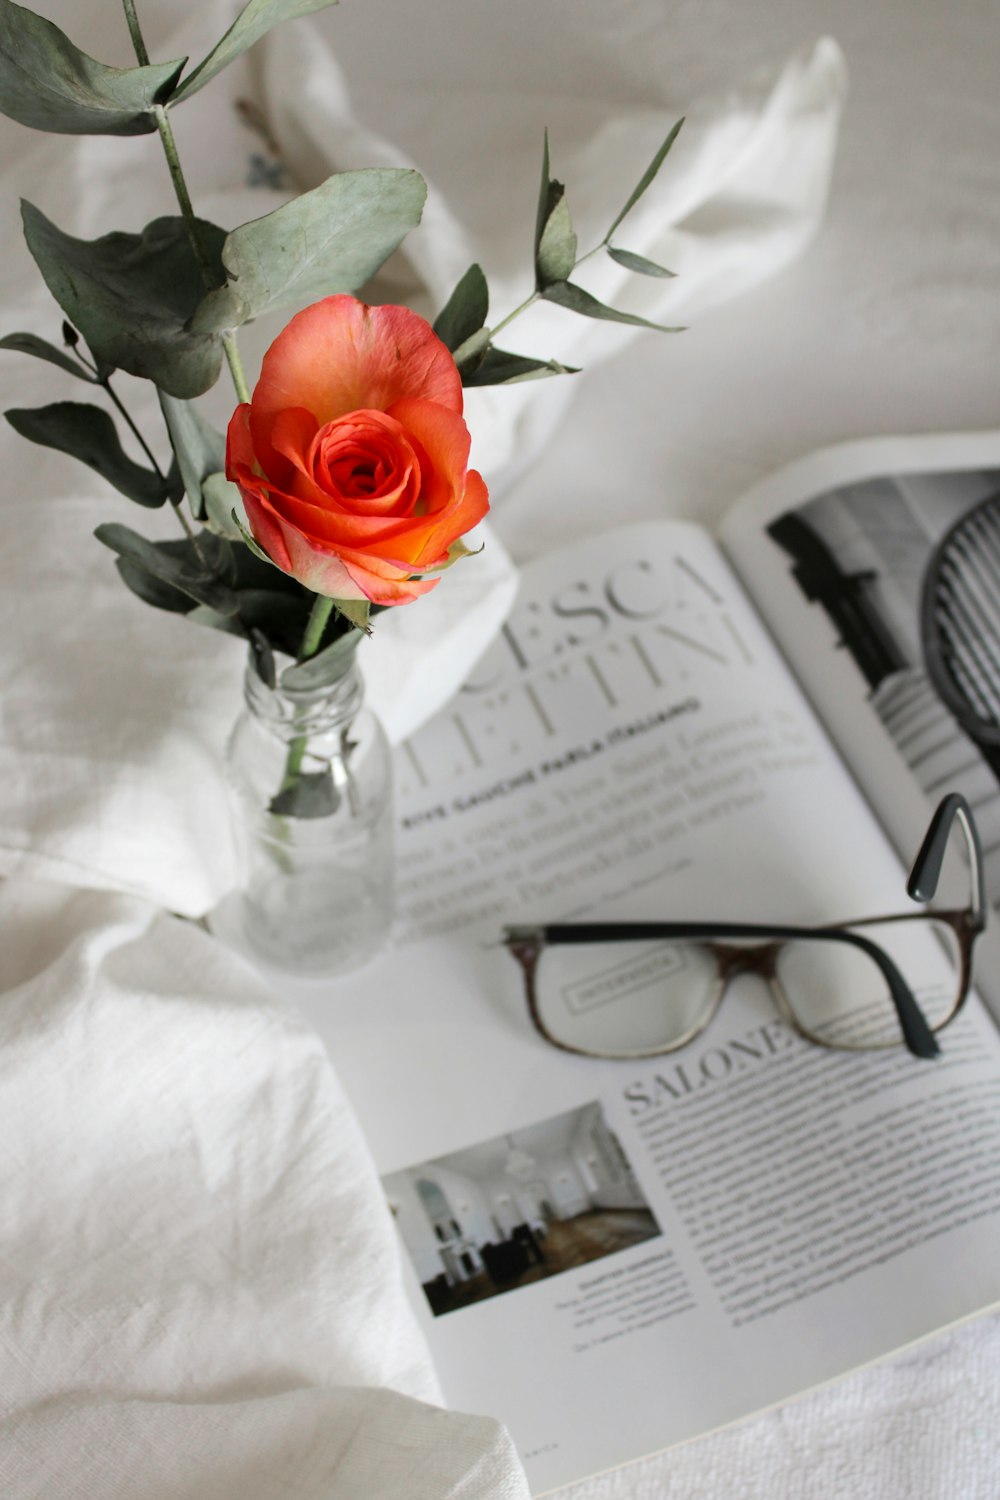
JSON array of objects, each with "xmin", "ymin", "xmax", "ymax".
[
  {"xmin": 766, "ymin": 464, "xmax": 1000, "ymax": 909},
  {"xmin": 383, "ymin": 1102, "xmax": 661, "ymax": 1316}
]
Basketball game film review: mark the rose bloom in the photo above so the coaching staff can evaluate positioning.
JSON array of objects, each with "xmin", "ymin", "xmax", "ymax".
[{"xmin": 226, "ymin": 295, "xmax": 489, "ymax": 606}]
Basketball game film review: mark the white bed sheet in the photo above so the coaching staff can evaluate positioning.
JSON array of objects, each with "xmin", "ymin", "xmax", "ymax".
[{"xmin": 3, "ymin": 2, "xmax": 999, "ymax": 1496}]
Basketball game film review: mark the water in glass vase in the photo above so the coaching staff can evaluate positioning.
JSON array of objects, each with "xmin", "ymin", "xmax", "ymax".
[{"xmin": 224, "ymin": 642, "xmax": 395, "ymax": 978}]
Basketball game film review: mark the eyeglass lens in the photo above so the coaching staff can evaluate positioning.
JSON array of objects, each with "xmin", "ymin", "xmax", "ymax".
[{"xmin": 533, "ymin": 921, "xmax": 963, "ymax": 1057}]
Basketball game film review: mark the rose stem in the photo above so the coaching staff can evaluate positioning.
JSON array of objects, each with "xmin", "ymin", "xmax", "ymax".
[
  {"xmin": 298, "ymin": 596, "xmax": 336, "ymax": 663},
  {"xmin": 276, "ymin": 595, "xmax": 340, "ymax": 791}
]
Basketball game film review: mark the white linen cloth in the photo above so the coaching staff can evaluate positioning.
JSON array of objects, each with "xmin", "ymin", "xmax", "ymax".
[
  {"xmin": 0, "ymin": 874, "xmax": 529, "ymax": 1500},
  {"xmin": 0, "ymin": 3, "xmax": 857, "ymax": 1498}
]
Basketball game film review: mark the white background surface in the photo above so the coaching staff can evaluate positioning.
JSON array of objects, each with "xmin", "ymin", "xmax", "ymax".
[{"xmin": 3, "ymin": 1, "xmax": 1000, "ymax": 1496}]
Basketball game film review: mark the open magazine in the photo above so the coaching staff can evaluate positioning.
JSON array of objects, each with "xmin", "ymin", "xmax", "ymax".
[{"xmin": 292, "ymin": 431, "xmax": 1000, "ymax": 1495}]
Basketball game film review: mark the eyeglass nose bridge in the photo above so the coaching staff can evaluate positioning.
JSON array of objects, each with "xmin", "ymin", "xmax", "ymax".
[
  {"xmin": 713, "ymin": 939, "xmax": 781, "ymax": 983},
  {"xmin": 711, "ymin": 939, "xmax": 801, "ymax": 1031}
]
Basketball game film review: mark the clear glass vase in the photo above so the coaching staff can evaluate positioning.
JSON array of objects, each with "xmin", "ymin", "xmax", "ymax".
[{"xmin": 224, "ymin": 644, "xmax": 395, "ymax": 978}]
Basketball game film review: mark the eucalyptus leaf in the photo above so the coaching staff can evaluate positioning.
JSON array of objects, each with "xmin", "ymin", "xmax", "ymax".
[
  {"xmin": 606, "ymin": 245, "xmax": 676, "ymax": 278},
  {"xmin": 6, "ymin": 401, "xmax": 177, "ymax": 507},
  {"xmin": 172, "ymin": 0, "xmax": 339, "ymax": 103},
  {"xmin": 269, "ymin": 769, "xmax": 340, "ymax": 819},
  {"xmin": 604, "ymin": 117, "xmax": 684, "ymax": 242},
  {"xmin": 230, "ymin": 539, "xmax": 307, "ymax": 595},
  {"xmin": 451, "ymin": 326, "xmax": 491, "ymax": 376},
  {"xmin": 463, "ymin": 347, "xmax": 578, "ymax": 386},
  {"xmin": 249, "ymin": 628, "xmax": 276, "ymax": 688},
  {"xmin": 0, "ymin": 0, "xmax": 184, "ymax": 134},
  {"xmin": 22, "ymin": 203, "xmax": 226, "ymax": 399},
  {"xmin": 0, "ymin": 331, "xmax": 97, "ymax": 381},
  {"xmin": 281, "ymin": 626, "xmax": 364, "ymax": 692},
  {"xmin": 190, "ymin": 168, "xmax": 426, "ymax": 333},
  {"xmin": 95, "ymin": 522, "xmax": 239, "ymax": 614},
  {"xmin": 535, "ymin": 182, "xmax": 577, "ymax": 289},
  {"xmin": 433, "ymin": 263, "xmax": 488, "ymax": 353},
  {"xmin": 533, "ymin": 129, "xmax": 553, "ymax": 264},
  {"xmin": 203, "ymin": 471, "xmax": 246, "ymax": 539},
  {"xmin": 233, "ymin": 588, "xmax": 314, "ymax": 652},
  {"xmin": 232, "ymin": 508, "xmax": 280, "ymax": 567},
  {"xmin": 186, "ymin": 603, "xmax": 246, "ymax": 637},
  {"xmin": 116, "ymin": 555, "xmax": 198, "ymax": 615},
  {"xmin": 158, "ymin": 391, "xmax": 227, "ymax": 520},
  {"xmin": 541, "ymin": 279, "xmax": 683, "ymax": 332}
]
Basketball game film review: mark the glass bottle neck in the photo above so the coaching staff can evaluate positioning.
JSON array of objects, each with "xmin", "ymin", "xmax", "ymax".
[{"xmin": 243, "ymin": 651, "xmax": 364, "ymax": 742}]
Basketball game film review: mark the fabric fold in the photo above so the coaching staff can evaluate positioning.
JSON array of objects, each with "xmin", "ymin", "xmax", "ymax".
[{"xmin": 0, "ymin": 875, "xmax": 530, "ymax": 1499}]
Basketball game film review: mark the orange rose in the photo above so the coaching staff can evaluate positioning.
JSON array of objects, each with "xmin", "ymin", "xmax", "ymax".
[{"xmin": 226, "ymin": 295, "xmax": 489, "ymax": 606}]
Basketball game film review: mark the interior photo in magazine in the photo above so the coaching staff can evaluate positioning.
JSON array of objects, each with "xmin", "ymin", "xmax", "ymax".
[
  {"xmin": 764, "ymin": 463, "xmax": 1000, "ymax": 918},
  {"xmin": 384, "ymin": 1101, "xmax": 664, "ymax": 1318}
]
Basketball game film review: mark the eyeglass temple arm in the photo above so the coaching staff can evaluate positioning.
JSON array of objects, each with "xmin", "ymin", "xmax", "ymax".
[
  {"xmin": 907, "ymin": 792, "xmax": 986, "ymax": 922},
  {"xmin": 504, "ymin": 921, "xmax": 940, "ymax": 1061}
]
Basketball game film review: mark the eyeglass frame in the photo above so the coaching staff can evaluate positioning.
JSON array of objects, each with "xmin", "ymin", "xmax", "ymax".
[{"xmin": 502, "ymin": 793, "xmax": 986, "ymax": 1063}]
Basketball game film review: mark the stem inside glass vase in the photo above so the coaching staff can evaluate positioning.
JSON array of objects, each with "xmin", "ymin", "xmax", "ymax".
[{"xmin": 224, "ymin": 639, "xmax": 395, "ymax": 979}]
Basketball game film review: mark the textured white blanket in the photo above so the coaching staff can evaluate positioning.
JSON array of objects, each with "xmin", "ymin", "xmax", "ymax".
[{"xmin": 2, "ymin": 0, "xmax": 997, "ymax": 1496}]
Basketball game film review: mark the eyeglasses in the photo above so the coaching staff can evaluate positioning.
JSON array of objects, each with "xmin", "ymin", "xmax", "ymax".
[{"xmin": 502, "ymin": 793, "xmax": 986, "ymax": 1062}]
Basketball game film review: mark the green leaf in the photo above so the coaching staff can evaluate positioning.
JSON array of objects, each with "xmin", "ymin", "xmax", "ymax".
[
  {"xmin": 203, "ymin": 471, "xmax": 246, "ymax": 539},
  {"xmin": 6, "ymin": 401, "xmax": 177, "ymax": 507},
  {"xmin": 433, "ymin": 264, "xmax": 489, "ymax": 353},
  {"xmin": 172, "ymin": 0, "xmax": 339, "ymax": 104},
  {"xmin": 0, "ymin": 0, "xmax": 184, "ymax": 134},
  {"xmin": 541, "ymin": 279, "xmax": 684, "ymax": 332},
  {"xmin": 187, "ymin": 589, "xmax": 311, "ymax": 655},
  {"xmin": 533, "ymin": 129, "xmax": 553, "ymax": 266},
  {"xmin": 232, "ymin": 508, "xmax": 281, "ymax": 568},
  {"xmin": 190, "ymin": 168, "xmax": 426, "ymax": 333},
  {"xmin": 230, "ymin": 538, "xmax": 306, "ymax": 595},
  {"xmin": 606, "ymin": 245, "xmax": 676, "ymax": 278},
  {"xmin": 234, "ymin": 588, "xmax": 313, "ymax": 651},
  {"xmin": 451, "ymin": 326, "xmax": 491, "ymax": 377},
  {"xmin": 281, "ymin": 626, "xmax": 364, "ymax": 692},
  {"xmin": 270, "ymin": 769, "xmax": 340, "ymax": 819},
  {"xmin": 21, "ymin": 203, "xmax": 226, "ymax": 399},
  {"xmin": 330, "ymin": 596, "xmax": 372, "ymax": 635},
  {"xmin": 462, "ymin": 347, "xmax": 579, "ymax": 386},
  {"xmin": 249, "ymin": 628, "xmax": 276, "ymax": 687},
  {"xmin": 604, "ymin": 117, "xmax": 684, "ymax": 242},
  {"xmin": 0, "ymin": 331, "xmax": 97, "ymax": 381},
  {"xmin": 535, "ymin": 182, "xmax": 577, "ymax": 289},
  {"xmin": 95, "ymin": 522, "xmax": 239, "ymax": 614},
  {"xmin": 158, "ymin": 391, "xmax": 227, "ymax": 521},
  {"xmin": 116, "ymin": 555, "xmax": 198, "ymax": 615},
  {"xmin": 533, "ymin": 132, "xmax": 577, "ymax": 289}
]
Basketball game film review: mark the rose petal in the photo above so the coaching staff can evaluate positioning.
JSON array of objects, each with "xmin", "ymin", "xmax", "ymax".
[{"xmin": 250, "ymin": 297, "xmax": 463, "ymax": 476}]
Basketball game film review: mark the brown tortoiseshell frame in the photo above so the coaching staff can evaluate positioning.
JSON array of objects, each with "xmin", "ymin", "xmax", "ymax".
[{"xmin": 503, "ymin": 793, "xmax": 986, "ymax": 1063}]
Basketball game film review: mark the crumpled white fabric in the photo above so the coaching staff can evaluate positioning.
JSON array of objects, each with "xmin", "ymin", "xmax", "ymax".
[
  {"xmin": 0, "ymin": 874, "xmax": 529, "ymax": 1500},
  {"xmin": 255, "ymin": 23, "xmax": 847, "ymax": 483},
  {"xmin": 0, "ymin": 4, "xmax": 845, "ymax": 920}
]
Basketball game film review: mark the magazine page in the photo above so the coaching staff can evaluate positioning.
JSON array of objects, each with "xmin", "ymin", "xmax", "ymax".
[
  {"xmin": 719, "ymin": 431, "xmax": 1000, "ymax": 1020},
  {"xmin": 291, "ymin": 521, "xmax": 1000, "ymax": 1493}
]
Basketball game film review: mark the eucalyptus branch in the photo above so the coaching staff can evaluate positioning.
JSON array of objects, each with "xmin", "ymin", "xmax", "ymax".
[
  {"xmin": 121, "ymin": 0, "xmax": 150, "ymax": 65},
  {"xmin": 102, "ymin": 375, "xmax": 205, "ymax": 550},
  {"xmin": 150, "ymin": 103, "xmax": 218, "ymax": 287},
  {"xmin": 486, "ymin": 290, "xmax": 540, "ymax": 342},
  {"xmin": 121, "ymin": 2, "xmax": 251, "ymax": 406},
  {"xmin": 487, "ymin": 238, "xmax": 607, "ymax": 342},
  {"xmin": 101, "ymin": 376, "xmax": 164, "ymax": 479}
]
